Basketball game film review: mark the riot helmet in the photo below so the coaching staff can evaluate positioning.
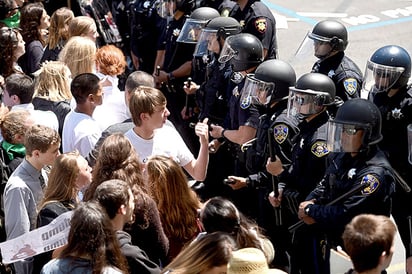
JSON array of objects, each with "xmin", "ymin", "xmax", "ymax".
[
  {"xmin": 294, "ymin": 20, "xmax": 348, "ymax": 61},
  {"xmin": 327, "ymin": 98, "xmax": 382, "ymax": 153},
  {"xmin": 309, "ymin": 20, "xmax": 348, "ymax": 52},
  {"xmin": 362, "ymin": 45, "xmax": 411, "ymax": 94},
  {"xmin": 193, "ymin": 16, "xmax": 242, "ymax": 57},
  {"xmin": 218, "ymin": 33, "xmax": 264, "ymax": 72},
  {"xmin": 241, "ymin": 59, "xmax": 296, "ymax": 106},
  {"xmin": 287, "ymin": 72, "xmax": 336, "ymax": 118},
  {"xmin": 177, "ymin": 7, "xmax": 219, "ymax": 44}
]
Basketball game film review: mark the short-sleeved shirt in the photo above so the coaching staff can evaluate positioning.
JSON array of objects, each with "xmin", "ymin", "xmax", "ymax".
[{"xmin": 124, "ymin": 125, "xmax": 194, "ymax": 166}]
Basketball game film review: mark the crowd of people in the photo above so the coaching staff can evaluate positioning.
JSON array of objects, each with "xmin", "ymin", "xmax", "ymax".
[{"xmin": 0, "ymin": 0, "xmax": 411, "ymax": 274}]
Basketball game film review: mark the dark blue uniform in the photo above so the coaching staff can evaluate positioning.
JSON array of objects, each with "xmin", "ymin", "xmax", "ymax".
[
  {"xmin": 196, "ymin": 54, "xmax": 232, "ymax": 124},
  {"xmin": 243, "ymin": 101, "xmax": 299, "ymax": 269},
  {"xmin": 370, "ymin": 86, "xmax": 412, "ymax": 257},
  {"xmin": 312, "ymin": 51, "xmax": 363, "ymax": 101},
  {"xmin": 130, "ymin": 0, "xmax": 166, "ymax": 73},
  {"xmin": 277, "ymin": 111, "xmax": 330, "ymax": 214},
  {"xmin": 294, "ymin": 148, "xmax": 395, "ymax": 274},
  {"xmin": 229, "ymin": 0, "xmax": 277, "ymax": 60}
]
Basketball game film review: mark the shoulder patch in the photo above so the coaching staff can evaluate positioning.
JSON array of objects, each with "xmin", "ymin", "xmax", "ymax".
[
  {"xmin": 343, "ymin": 78, "xmax": 358, "ymax": 96},
  {"xmin": 240, "ymin": 95, "xmax": 251, "ymax": 109},
  {"xmin": 310, "ymin": 141, "xmax": 329, "ymax": 157},
  {"xmin": 361, "ymin": 174, "xmax": 380, "ymax": 195},
  {"xmin": 254, "ymin": 18, "xmax": 267, "ymax": 34},
  {"xmin": 273, "ymin": 124, "xmax": 288, "ymax": 144}
]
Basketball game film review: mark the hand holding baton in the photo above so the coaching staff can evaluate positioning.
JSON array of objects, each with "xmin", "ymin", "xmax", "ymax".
[{"xmin": 268, "ymin": 127, "xmax": 282, "ymax": 226}]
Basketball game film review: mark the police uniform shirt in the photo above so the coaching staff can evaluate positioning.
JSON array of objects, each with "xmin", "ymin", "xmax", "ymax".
[
  {"xmin": 229, "ymin": 0, "xmax": 277, "ymax": 59},
  {"xmin": 228, "ymin": 79, "xmax": 259, "ymax": 131},
  {"xmin": 278, "ymin": 110, "xmax": 330, "ymax": 198},
  {"xmin": 161, "ymin": 16, "xmax": 194, "ymax": 72},
  {"xmin": 305, "ymin": 149, "xmax": 394, "ymax": 242},
  {"xmin": 131, "ymin": 0, "xmax": 167, "ymax": 73},
  {"xmin": 371, "ymin": 87, "xmax": 412, "ymax": 176},
  {"xmin": 197, "ymin": 56, "xmax": 232, "ymax": 124},
  {"xmin": 312, "ymin": 51, "xmax": 363, "ymax": 101}
]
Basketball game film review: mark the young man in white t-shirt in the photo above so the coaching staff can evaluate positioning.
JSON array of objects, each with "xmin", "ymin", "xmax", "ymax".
[
  {"xmin": 62, "ymin": 73, "xmax": 103, "ymax": 157},
  {"xmin": 124, "ymin": 86, "xmax": 209, "ymax": 181}
]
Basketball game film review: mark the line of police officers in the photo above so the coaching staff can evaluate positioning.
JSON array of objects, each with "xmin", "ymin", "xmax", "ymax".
[{"xmin": 75, "ymin": 1, "xmax": 412, "ymax": 273}]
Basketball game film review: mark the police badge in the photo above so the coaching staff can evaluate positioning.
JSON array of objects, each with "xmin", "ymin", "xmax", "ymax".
[
  {"xmin": 343, "ymin": 78, "xmax": 358, "ymax": 96},
  {"xmin": 273, "ymin": 124, "xmax": 288, "ymax": 144},
  {"xmin": 254, "ymin": 18, "xmax": 267, "ymax": 34},
  {"xmin": 311, "ymin": 141, "xmax": 329, "ymax": 157},
  {"xmin": 240, "ymin": 94, "xmax": 252, "ymax": 109}
]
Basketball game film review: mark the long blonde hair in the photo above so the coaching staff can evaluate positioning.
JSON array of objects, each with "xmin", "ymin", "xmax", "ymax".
[
  {"xmin": 47, "ymin": 7, "xmax": 74, "ymax": 49},
  {"xmin": 68, "ymin": 16, "xmax": 96, "ymax": 38},
  {"xmin": 38, "ymin": 151, "xmax": 82, "ymax": 210},
  {"xmin": 146, "ymin": 155, "xmax": 201, "ymax": 241},
  {"xmin": 33, "ymin": 61, "xmax": 72, "ymax": 101},
  {"xmin": 58, "ymin": 36, "xmax": 96, "ymax": 78}
]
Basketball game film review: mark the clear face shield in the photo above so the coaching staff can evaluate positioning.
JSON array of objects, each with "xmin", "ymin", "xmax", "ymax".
[
  {"xmin": 156, "ymin": 0, "xmax": 175, "ymax": 19},
  {"xmin": 290, "ymin": 32, "xmax": 331, "ymax": 66},
  {"xmin": 193, "ymin": 29, "xmax": 218, "ymax": 58},
  {"xmin": 218, "ymin": 35, "xmax": 237, "ymax": 64},
  {"xmin": 287, "ymin": 88, "xmax": 329, "ymax": 118},
  {"xmin": 176, "ymin": 18, "xmax": 205, "ymax": 44},
  {"xmin": 362, "ymin": 61, "xmax": 404, "ymax": 94},
  {"xmin": 326, "ymin": 121, "xmax": 368, "ymax": 153},
  {"xmin": 239, "ymin": 74, "xmax": 275, "ymax": 106}
]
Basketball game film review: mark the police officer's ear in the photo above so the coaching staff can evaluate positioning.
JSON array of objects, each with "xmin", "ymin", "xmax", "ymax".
[{"xmin": 330, "ymin": 36, "xmax": 345, "ymax": 51}]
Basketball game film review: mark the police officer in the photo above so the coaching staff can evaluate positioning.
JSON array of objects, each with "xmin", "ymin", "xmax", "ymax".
[
  {"xmin": 364, "ymin": 45, "xmax": 412, "ymax": 273},
  {"xmin": 209, "ymin": 33, "xmax": 263, "ymax": 215},
  {"xmin": 296, "ymin": 98, "xmax": 395, "ymax": 274},
  {"xmin": 129, "ymin": 0, "xmax": 167, "ymax": 73},
  {"xmin": 229, "ymin": 0, "xmax": 277, "ymax": 60},
  {"xmin": 184, "ymin": 16, "xmax": 242, "ymax": 124},
  {"xmin": 225, "ymin": 59, "xmax": 298, "ymax": 270},
  {"xmin": 265, "ymin": 72, "xmax": 335, "ymax": 273},
  {"xmin": 266, "ymin": 73, "xmax": 335, "ymax": 211},
  {"xmin": 183, "ymin": 16, "xmax": 242, "ymax": 200},
  {"xmin": 304, "ymin": 20, "xmax": 363, "ymax": 102},
  {"xmin": 178, "ymin": 7, "xmax": 220, "ymax": 122}
]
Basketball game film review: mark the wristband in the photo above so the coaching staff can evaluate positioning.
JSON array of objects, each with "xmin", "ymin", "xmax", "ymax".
[{"xmin": 168, "ymin": 72, "xmax": 175, "ymax": 81}]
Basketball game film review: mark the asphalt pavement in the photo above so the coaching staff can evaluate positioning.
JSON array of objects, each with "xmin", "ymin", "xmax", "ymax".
[{"xmin": 263, "ymin": 1, "xmax": 412, "ymax": 273}]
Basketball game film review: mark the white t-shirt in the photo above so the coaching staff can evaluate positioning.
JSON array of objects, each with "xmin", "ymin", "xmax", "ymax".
[
  {"xmin": 124, "ymin": 125, "xmax": 194, "ymax": 166},
  {"xmin": 62, "ymin": 110, "xmax": 102, "ymax": 157},
  {"xmin": 93, "ymin": 85, "xmax": 130, "ymax": 130}
]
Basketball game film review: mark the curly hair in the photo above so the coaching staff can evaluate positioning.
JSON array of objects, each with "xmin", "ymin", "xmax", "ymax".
[
  {"xmin": 0, "ymin": 109, "xmax": 32, "ymax": 144},
  {"xmin": 0, "ymin": 27, "xmax": 20, "ymax": 77},
  {"xmin": 19, "ymin": 2, "xmax": 45, "ymax": 45},
  {"xmin": 96, "ymin": 44, "xmax": 126, "ymax": 76},
  {"xmin": 83, "ymin": 133, "xmax": 152, "ymax": 229}
]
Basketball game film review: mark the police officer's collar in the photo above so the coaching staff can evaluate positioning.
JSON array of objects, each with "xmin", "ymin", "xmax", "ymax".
[{"xmin": 316, "ymin": 51, "xmax": 345, "ymax": 71}]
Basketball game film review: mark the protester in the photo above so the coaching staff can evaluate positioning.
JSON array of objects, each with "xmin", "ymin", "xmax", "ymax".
[
  {"xmin": 33, "ymin": 151, "xmax": 92, "ymax": 273},
  {"xmin": 342, "ymin": 214, "xmax": 397, "ymax": 274},
  {"xmin": 40, "ymin": 201, "xmax": 128, "ymax": 274},
  {"xmin": 4, "ymin": 125, "xmax": 60, "ymax": 273}
]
